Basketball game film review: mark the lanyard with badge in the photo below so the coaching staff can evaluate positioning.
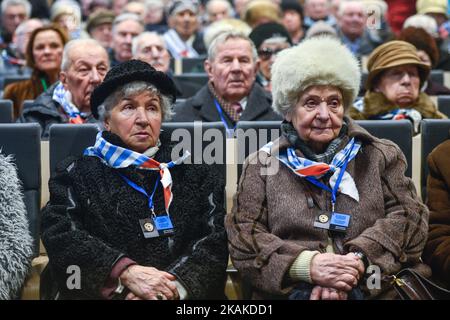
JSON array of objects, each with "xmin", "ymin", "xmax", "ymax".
[
  {"xmin": 310, "ymin": 154, "xmax": 352, "ymax": 233},
  {"xmin": 214, "ymin": 99, "xmax": 236, "ymax": 138},
  {"xmin": 119, "ymin": 173, "xmax": 175, "ymax": 238}
]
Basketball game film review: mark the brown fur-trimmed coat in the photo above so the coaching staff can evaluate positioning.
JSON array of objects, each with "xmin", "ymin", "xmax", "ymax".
[
  {"xmin": 349, "ymin": 91, "xmax": 447, "ymax": 120},
  {"xmin": 226, "ymin": 117, "xmax": 431, "ymax": 299},
  {"xmin": 423, "ymin": 136, "xmax": 450, "ymax": 288}
]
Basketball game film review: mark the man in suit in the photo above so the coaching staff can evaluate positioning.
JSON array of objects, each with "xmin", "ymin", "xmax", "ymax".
[{"xmin": 172, "ymin": 31, "xmax": 281, "ymax": 130}]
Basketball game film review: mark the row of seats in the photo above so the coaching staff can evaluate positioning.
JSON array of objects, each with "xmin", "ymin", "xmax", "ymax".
[
  {"xmin": 0, "ymin": 69, "xmax": 445, "ymax": 92},
  {"xmin": 1, "ymin": 119, "xmax": 449, "ymax": 262},
  {"xmin": 2, "ymin": 96, "xmax": 450, "ymax": 123}
]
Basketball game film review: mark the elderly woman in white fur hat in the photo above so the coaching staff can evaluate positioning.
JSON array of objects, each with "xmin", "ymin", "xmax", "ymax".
[{"xmin": 225, "ymin": 36, "xmax": 430, "ymax": 300}]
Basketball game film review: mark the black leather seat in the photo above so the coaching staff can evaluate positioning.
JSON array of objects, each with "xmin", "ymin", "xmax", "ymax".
[
  {"xmin": 0, "ymin": 99, "xmax": 13, "ymax": 122},
  {"xmin": 182, "ymin": 57, "xmax": 206, "ymax": 73},
  {"xmin": 356, "ymin": 120, "xmax": 413, "ymax": 177},
  {"xmin": 0, "ymin": 123, "xmax": 41, "ymax": 257},
  {"xmin": 437, "ymin": 95, "xmax": 450, "ymax": 118},
  {"xmin": 49, "ymin": 124, "xmax": 100, "ymax": 176},
  {"xmin": 236, "ymin": 121, "xmax": 282, "ymax": 178},
  {"xmin": 161, "ymin": 121, "xmax": 226, "ymax": 174},
  {"xmin": 235, "ymin": 120, "xmax": 413, "ymax": 178},
  {"xmin": 173, "ymin": 73, "xmax": 208, "ymax": 98},
  {"xmin": 420, "ymin": 119, "xmax": 450, "ymax": 200},
  {"xmin": 430, "ymin": 69, "xmax": 444, "ymax": 85},
  {"xmin": 2, "ymin": 75, "xmax": 30, "ymax": 89}
]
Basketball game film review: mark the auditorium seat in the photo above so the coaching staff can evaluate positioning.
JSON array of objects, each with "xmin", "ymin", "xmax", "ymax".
[{"xmin": 420, "ymin": 119, "xmax": 450, "ymax": 200}]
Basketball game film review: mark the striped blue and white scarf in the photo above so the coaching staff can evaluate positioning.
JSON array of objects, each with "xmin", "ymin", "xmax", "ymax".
[
  {"xmin": 261, "ymin": 138, "xmax": 362, "ymax": 201},
  {"xmin": 52, "ymin": 82, "xmax": 84, "ymax": 123},
  {"xmin": 84, "ymin": 131, "xmax": 191, "ymax": 212}
]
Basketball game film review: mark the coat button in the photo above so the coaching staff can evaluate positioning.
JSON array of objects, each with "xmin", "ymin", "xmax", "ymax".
[{"xmin": 253, "ymin": 257, "xmax": 263, "ymax": 268}]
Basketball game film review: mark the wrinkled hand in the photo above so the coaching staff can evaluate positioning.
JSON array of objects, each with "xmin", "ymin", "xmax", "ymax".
[
  {"xmin": 309, "ymin": 285, "xmax": 348, "ymax": 300},
  {"xmin": 310, "ymin": 253, "xmax": 364, "ymax": 291},
  {"xmin": 120, "ymin": 265, "xmax": 180, "ymax": 300}
]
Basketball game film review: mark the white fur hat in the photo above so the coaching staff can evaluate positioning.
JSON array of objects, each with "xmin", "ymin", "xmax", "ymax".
[{"xmin": 271, "ymin": 36, "xmax": 361, "ymax": 116}]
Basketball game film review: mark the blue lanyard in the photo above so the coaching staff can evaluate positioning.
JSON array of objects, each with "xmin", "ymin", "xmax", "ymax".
[
  {"xmin": 305, "ymin": 153, "xmax": 351, "ymax": 212},
  {"xmin": 214, "ymin": 99, "xmax": 236, "ymax": 137},
  {"xmin": 119, "ymin": 173, "xmax": 160, "ymax": 215}
]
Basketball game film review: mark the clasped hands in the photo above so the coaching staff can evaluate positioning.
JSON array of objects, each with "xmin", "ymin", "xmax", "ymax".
[
  {"xmin": 309, "ymin": 252, "xmax": 365, "ymax": 300},
  {"xmin": 119, "ymin": 265, "xmax": 180, "ymax": 300}
]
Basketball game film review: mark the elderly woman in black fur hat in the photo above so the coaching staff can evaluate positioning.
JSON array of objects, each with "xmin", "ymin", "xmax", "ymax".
[{"xmin": 40, "ymin": 60, "xmax": 228, "ymax": 300}]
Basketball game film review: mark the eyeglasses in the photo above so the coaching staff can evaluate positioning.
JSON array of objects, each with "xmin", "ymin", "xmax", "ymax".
[{"xmin": 257, "ymin": 47, "xmax": 285, "ymax": 61}]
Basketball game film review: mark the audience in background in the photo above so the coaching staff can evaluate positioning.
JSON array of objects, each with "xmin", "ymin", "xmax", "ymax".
[
  {"xmin": 398, "ymin": 26, "xmax": 450, "ymax": 95},
  {"xmin": 85, "ymin": 9, "xmax": 114, "ymax": 49},
  {"xmin": 350, "ymin": 40, "xmax": 446, "ymax": 133},
  {"xmin": 172, "ymin": 31, "xmax": 281, "ymax": 129},
  {"xmin": 303, "ymin": 0, "xmax": 337, "ymax": 30},
  {"xmin": 305, "ymin": 20, "xmax": 338, "ymax": 38},
  {"xmin": 132, "ymin": 30, "xmax": 199, "ymax": 97},
  {"xmin": 19, "ymin": 39, "xmax": 109, "ymax": 138},
  {"xmin": 203, "ymin": 18, "xmax": 251, "ymax": 49},
  {"xmin": 206, "ymin": 0, "xmax": 233, "ymax": 25},
  {"xmin": 0, "ymin": 18, "xmax": 43, "ymax": 75},
  {"xmin": 163, "ymin": 0, "xmax": 206, "ymax": 59},
  {"xmin": 280, "ymin": 0, "xmax": 305, "ymax": 45},
  {"xmin": 336, "ymin": 0, "xmax": 377, "ymax": 59},
  {"xmin": 50, "ymin": 0, "xmax": 84, "ymax": 40},
  {"xmin": 109, "ymin": 13, "xmax": 144, "ymax": 66},
  {"xmin": 249, "ymin": 22, "xmax": 292, "ymax": 92},
  {"xmin": 144, "ymin": 0, "xmax": 168, "ymax": 34},
  {"xmin": 1, "ymin": 0, "xmax": 31, "ymax": 47},
  {"xmin": 3, "ymin": 25, "xmax": 68, "ymax": 120},
  {"xmin": 243, "ymin": 0, "xmax": 281, "ymax": 28}
]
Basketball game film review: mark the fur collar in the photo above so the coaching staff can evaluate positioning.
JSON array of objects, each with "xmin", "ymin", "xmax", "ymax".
[{"xmin": 362, "ymin": 91, "xmax": 444, "ymax": 119}]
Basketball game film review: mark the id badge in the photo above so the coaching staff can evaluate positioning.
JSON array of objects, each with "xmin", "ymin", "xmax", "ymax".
[
  {"xmin": 329, "ymin": 212, "xmax": 351, "ymax": 232},
  {"xmin": 139, "ymin": 218, "xmax": 160, "ymax": 239},
  {"xmin": 154, "ymin": 215, "xmax": 175, "ymax": 237},
  {"xmin": 313, "ymin": 211, "xmax": 331, "ymax": 230}
]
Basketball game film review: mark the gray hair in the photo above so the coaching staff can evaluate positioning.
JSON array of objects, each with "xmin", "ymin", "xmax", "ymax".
[
  {"xmin": 1, "ymin": 0, "xmax": 31, "ymax": 17},
  {"xmin": 50, "ymin": 0, "xmax": 82, "ymax": 23},
  {"xmin": 112, "ymin": 12, "xmax": 144, "ymax": 34},
  {"xmin": 206, "ymin": 0, "xmax": 233, "ymax": 19},
  {"xmin": 337, "ymin": 0, "xmax": 365, "ymax": 17},
  {"xmin": 14, "ymin": 18, "xmax": 42, "ymax": 36},
  {"xmin": 207, "ymin": 30, "xmax": 257, "ymax": 62},
  {"xmin": 97, "ymin": 81, "xmax": 174, "ymax": 124},
  {"xmin": 305, "ymin": 0, "xmax": 331, "ymax": 7},
  {"xmin": 61, "ymin": 38, "xmax": 107, "ymax": 71},
  {"xmin": 131, "ymin": 31, "xmax": 165, "ymax": 56}
]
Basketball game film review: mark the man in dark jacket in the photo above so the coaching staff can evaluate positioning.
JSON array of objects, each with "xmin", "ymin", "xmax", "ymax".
[
  {"xmin": 172, "ymin": 31, "xmax": 282, "ymax": 131},
  {"xmin": 18, "ymin": 38, "xmax": 109, "ymax": 138}
]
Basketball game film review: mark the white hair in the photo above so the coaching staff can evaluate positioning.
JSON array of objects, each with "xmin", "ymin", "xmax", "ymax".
[
  {"xmin": 112, "ymin": 12, "xmax": 144, "ymax": 34},
  {"xmin": 1, "ymin": 0, "xmax": 31, "ymax": 17},
  {"xmin": 206, "ymin": 0, "xmax": 233, "ymax": 18},
  {"xmin": 305, "ymin": 0, "xmax": 331, "ymax": 7},
  {"xmin": 337, "ymin": 0, "xmax": 365, "ymax": 17},
  {"xmin": 131, "ymin": 31, "xmax": 165, "ymax": 56},
  {"xmin": 50, "ymin": 0, "xmax": 82, "ymax": 24},
  {"xmin": 97, "ymin": 81, "xmax": 173, "ymax": 123},
  {"xmin": 403, "ymin": 14, "xmax": 438, "ymax": 38},
  {"xmin": 208, "ymin": 30, "xmax": 257, "ymax": 62},
  {"xmin": 61, "ymin": 38, "xmax": 108, "ymax": 71}
]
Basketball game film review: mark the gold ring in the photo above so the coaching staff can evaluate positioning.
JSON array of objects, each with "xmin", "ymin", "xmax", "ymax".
[{"xmin": 156, "ymin": 293, "xmax": 164, "ymax": 300}]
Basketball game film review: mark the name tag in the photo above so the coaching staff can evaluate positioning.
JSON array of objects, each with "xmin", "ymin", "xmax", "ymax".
[
  {"xmin": 139, "ymin": 216, "xmax": 175, "ymax": 238},
  {"xmin": 313, "ymin": 211, "xmax": 351, "ymax": 233},
  {"xmin": 329, "ymin": 212, "xmax": 351, "ymax": 232}
]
